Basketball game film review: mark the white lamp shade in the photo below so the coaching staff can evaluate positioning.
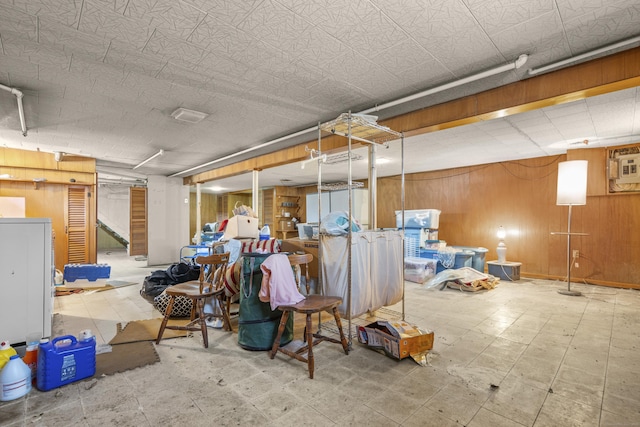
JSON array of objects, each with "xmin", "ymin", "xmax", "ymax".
[{"xmin": 556, "ymin": 160, "xmax": 588, "ymax": 205}]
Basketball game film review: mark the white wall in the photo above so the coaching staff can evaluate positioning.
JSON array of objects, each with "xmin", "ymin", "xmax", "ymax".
[
  {"xmin": 97, "ymin": 186, "xmax": 130, "ymax": 242},
  {"xmin": 147, "ymin": 175, "xmax": 190, "ymax": 265}
]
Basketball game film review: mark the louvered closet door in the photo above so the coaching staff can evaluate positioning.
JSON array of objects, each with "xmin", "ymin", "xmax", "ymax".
[
  {"xmin": 129, "ymin": 187, "xmax": 147, "ymax": 257},
  {"xmin": 66, "ymin": 186, "xmax": 89, "ymax": 264}
]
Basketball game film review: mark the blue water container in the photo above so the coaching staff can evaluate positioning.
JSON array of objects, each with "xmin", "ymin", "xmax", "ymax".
[{"xmin": 36, "ymin": 335, "xmax": 96, "ymax": 391}]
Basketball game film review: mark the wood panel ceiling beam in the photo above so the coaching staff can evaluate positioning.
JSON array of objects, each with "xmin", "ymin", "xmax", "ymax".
[{"xmin": 185, "ymin": 46, "xmax": 640, "ymax": 186}]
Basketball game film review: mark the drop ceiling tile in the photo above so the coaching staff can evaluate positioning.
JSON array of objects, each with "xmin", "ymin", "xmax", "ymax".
[
  {"xmin": 236, "ymin": 0, "xmax": 314, "ymax": 53},
  {"xmin": 1, "ymin": 31, "xmax": 71, "ymax": 69},
  {"xmin": 68, "ymin": 56, "xmax": 126, "ymax": 87},
  {"xmin": 8, "ymin": 0, "xmax": 81, "ymax": 28},
  {"xmin": 144, "ymin": 30, "xmax": 207, "ymax": 66},
  {"xmin": 556, "ymin": 0, "xmax": 625, "ymax": 22},
  {"xmin": 183, "ymin": 0, "xmax": 262, "ymax": 27},
  {"xmin": 188, "ymin": 15, "xmax": 251, "ymax": 53},
  {"xmin": 466, "ymin": 0, "xmax": 556, "ymax": 36},
  {"xmin": 0, "ymin": 4, "xmax": 37, "ymax": 40},
  {"xmin": 542, "ymin": 100, "xmax": 589, "ymax": 118},
  {"xmin": 90, "ymin": 0, "xmax": 129, "ymax": 15},
  {"xmin": 490, "ymin": 10, "xmax": 567, "ymax": 59},
  {"xmin": 79, "ymin": 0, "xmax": 152, "ymax": 50},
  {"xmin": 562, "ymin": 2, "xmax": 640, "ymax": 53},
  {"xmin": 0, "ymin": 58, "xmax": 39, "ymax": 88},
  {"xmin": 369, "ymin": 38, "xmax": 438, "ymax": 75},
  {"xmin": 105, "ymin": 42, "xmax": 166, "ymax": 78},
  {"xmin": 39, "ymin": 19, "xmax": 110, "ymax": 62},
  {"xmin": 123, "ymin": 0, "xmax": 204, "ymax": 41}
]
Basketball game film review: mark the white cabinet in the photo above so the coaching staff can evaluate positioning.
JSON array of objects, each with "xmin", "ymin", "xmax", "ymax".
[
  {"xmin": 306, "ymin": 189, "xmax": 369, "ymax": 227},
  {"xmin": 0, "ymin": 218, "xmax": 53, "ymax": 345}
]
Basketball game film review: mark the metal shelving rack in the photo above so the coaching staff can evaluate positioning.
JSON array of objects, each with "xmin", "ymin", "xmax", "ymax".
[{"xmin": 315, "ymin": 112, "xmax": 405, "ymax": 347}]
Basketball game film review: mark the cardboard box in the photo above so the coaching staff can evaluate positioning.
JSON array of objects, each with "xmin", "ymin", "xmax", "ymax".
[
  {"xmin": 279, "ymin": 219, "xmax": 295, "ymax": 231},
  {"xmin": 358, "ymin": 320, "xmax": 434, "ymax": 365},
  {"xmin": 223, "ymin": 215, "xmax": 259, "ymax": 239}
]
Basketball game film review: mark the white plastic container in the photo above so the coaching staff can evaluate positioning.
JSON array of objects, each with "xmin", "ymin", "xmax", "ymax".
[
  {"xmin": 1, "ymin": 355, "xmax": 32, "ymax": 401},
  {"xmin": 259, "ymin": 224, "xmax": 271, "ymax": 241},
  {"xmin": 404, "ymin": 257, "xmax": 437, "ymax": 284},
  {"xmin": 395, "ymin": 209, "xmax": 441, "ymax": 229}
]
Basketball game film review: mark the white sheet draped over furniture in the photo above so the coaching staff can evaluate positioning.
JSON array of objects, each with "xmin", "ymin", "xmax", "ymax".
[{"xmin": 321, "ymin": 230, "xmax": 403, "ymax": 318}]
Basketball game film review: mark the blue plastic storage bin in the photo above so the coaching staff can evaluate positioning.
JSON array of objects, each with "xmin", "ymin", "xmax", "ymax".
[
  {"xmin": 395, "ymin": 209, "xmax": 440, "ymax": 229},
  {"xmin": 419, "ymin": 248, "xmax": 473, "ymax": 273},
  {"xmin": 450, "ymin": 246, "xmax": 488, "ymax": 272},
  {"xmin": 63, "ymin": 264, "xmax": 111, "ymax": 282}
]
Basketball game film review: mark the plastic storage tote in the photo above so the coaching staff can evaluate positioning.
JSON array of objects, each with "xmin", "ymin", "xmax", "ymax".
[
  {"xmin": 419, "ymin": 248, "xmax": 473, "ymax": 273},
  {"xmin": 395, "ymin": 209, "xmax": 441, "ymax": 229},
  {"xmin": 450, "ymin": 246, "xmax": 489, "ymax": 272}
]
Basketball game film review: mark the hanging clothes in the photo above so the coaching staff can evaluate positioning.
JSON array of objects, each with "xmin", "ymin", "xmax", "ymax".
[{"xmin": 259, "ymin": 254, "xmax": 305, "ymax": 310}]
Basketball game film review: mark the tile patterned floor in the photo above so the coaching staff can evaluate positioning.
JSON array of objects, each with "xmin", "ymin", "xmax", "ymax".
[{"xmin": 1, "ymin": 249, "xmax": 639, "ymax": 426}]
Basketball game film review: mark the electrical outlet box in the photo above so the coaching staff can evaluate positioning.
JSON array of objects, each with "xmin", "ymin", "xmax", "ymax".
[{"xmin": 573, "ymin": 250, "xmax": 579, "ymax": 258}]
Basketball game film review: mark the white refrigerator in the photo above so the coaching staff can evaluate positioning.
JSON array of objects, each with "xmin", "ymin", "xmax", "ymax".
[{"xmin": 0, "ymin": 218, "xmax": 54, "ymax": 345}]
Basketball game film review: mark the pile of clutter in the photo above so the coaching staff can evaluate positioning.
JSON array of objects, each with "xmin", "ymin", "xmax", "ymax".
[{"xmin": 0, "ymin": 330, "xmax": 96, "ymax": 402}]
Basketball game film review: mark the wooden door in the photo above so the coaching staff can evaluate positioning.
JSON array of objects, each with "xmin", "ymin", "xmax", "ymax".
[
  {"xmin": 129, "ymin": 187, "xmax": 147, "ymax": 256},
  {"xmin": 65, "ymin": 186, "xmax": 89, "ymax": 264}
]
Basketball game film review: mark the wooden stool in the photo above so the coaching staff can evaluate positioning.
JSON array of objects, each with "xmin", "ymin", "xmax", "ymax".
[
  {"xmin": 269, "ymin": 254, "xmax": 349, "ymax": 379},
  {"xmin": 156, "ymin": 252, "xmax": 231, "ymax": 348}
]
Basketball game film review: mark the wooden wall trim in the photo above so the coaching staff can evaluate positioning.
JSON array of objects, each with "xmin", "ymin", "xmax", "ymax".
[{"xmin": 184, "ymin": 46, "xmax": 640, "ymax": 185}]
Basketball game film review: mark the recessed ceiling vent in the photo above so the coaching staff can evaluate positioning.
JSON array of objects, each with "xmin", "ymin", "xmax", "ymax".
[{"xmin": 171, "ymin": 107, "xmax": 208, "ymax": 123}]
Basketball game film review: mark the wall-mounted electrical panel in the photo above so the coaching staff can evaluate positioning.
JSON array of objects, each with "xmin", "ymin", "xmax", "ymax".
[{"xmin": 616, "ymin": 153, "xmax": 640, "ymax": 184}]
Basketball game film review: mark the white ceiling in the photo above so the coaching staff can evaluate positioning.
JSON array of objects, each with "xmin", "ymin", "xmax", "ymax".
[{"xmin": 0, "ymin": 0, "xmax": 639, "ymax": 192}]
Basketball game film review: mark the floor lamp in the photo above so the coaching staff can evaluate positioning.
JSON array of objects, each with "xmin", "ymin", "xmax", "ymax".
[{"xmin": 555, "ymin": 160, "xmax": 588, "ymax": 296}]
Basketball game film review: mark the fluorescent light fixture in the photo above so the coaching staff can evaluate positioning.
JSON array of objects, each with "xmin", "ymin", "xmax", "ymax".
[
  {"xmin": 375, "ymin": 158, "xmax": 391, "ymax": 165},
  {"xmin": 528, "ymin": 35, "xmax": 640, "ymax": 75},
  {"xmin": 169, "ymin": 54, "xmax": 528, "ymax": 177},
  {"xmin": 171, "ymin": 108, "xmax": 208, "ymax": 123},
  {"xmin": 133, "ymin": 149, "xmax": 164, "ymax": 170}
]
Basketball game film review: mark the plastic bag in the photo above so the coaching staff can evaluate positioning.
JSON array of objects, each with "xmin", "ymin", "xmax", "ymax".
[
  {"xmin": 232, "ymin": 201, "xmax": 257, "ymax": 217},
  {"xmin": 320, "ymin": 211, "xmax": 361, "ymax": 235}
]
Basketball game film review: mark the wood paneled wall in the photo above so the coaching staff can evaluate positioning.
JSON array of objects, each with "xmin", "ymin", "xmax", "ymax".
[
  {"xmin": 189, "ymin": 193, "xmax": 218, "ymax": 239},
  {"xmin": 377, "ymin": 152, "xmax": 640, "ymax": 289},
  {"xmin": 0, "ymin": 147, "xmax": 97, "ymax": 271}
]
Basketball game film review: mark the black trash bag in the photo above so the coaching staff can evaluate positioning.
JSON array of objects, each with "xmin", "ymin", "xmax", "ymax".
[
  {"xmin": 140, "ymin": 263, "xmax": 201, "ymax": 303},
  {"xmin": 165, "ymin": 262, "xmax": 200, "ymax": 283},
  {"xmin": 140, "ymin": 270, "xmax": 171, "ymax": 303}
]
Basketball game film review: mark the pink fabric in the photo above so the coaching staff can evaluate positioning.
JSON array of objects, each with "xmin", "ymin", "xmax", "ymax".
[{"xmin": 259, "ymin": 254, "xmax": 305, "ymax": 310}]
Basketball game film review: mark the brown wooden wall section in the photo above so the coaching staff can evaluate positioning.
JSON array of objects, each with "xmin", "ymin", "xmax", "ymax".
[
  {"xmin": 375, "ymin": 150, "xmax": 639, "ymax": 289},
  {"xmin": 0, "ymin": 147, "xmax": 97, "ymax": 271}
]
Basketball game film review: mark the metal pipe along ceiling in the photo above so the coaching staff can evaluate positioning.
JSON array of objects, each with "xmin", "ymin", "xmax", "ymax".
[
  {"xmin": 0, "ymin": 83, "xmax": 27, "ymax": 137},
  {"xmin": 170, "ymin": 54, "xmax": 529, "ymax": 177}
]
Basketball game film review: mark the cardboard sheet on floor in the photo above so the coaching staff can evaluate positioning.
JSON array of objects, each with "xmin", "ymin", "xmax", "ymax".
[
  {"xmin": 94, "ymin": 341, "xmax": 160, "ymax": 377},
  {"xmin": 109, "ymin": 318, "xmax": 190, "ymax": 345}
]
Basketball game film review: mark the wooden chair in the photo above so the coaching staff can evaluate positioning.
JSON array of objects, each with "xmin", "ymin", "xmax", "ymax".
[
  {"xmin": 156, "ymin": 252, "xmax": 232, "ymax": 348},
  {"xmin": 269, "ymin": 253, "xmax": 349, "ymax": 378}
]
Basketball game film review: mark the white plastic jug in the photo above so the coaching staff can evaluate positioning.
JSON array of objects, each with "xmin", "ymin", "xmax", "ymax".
[
  {"xmin": 1, "ymin": 355, "xmax": 32, "ymax": 401},
  {"xmin": 259, "ymin": 224, "xmax": 270, "ymax": 241}
]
